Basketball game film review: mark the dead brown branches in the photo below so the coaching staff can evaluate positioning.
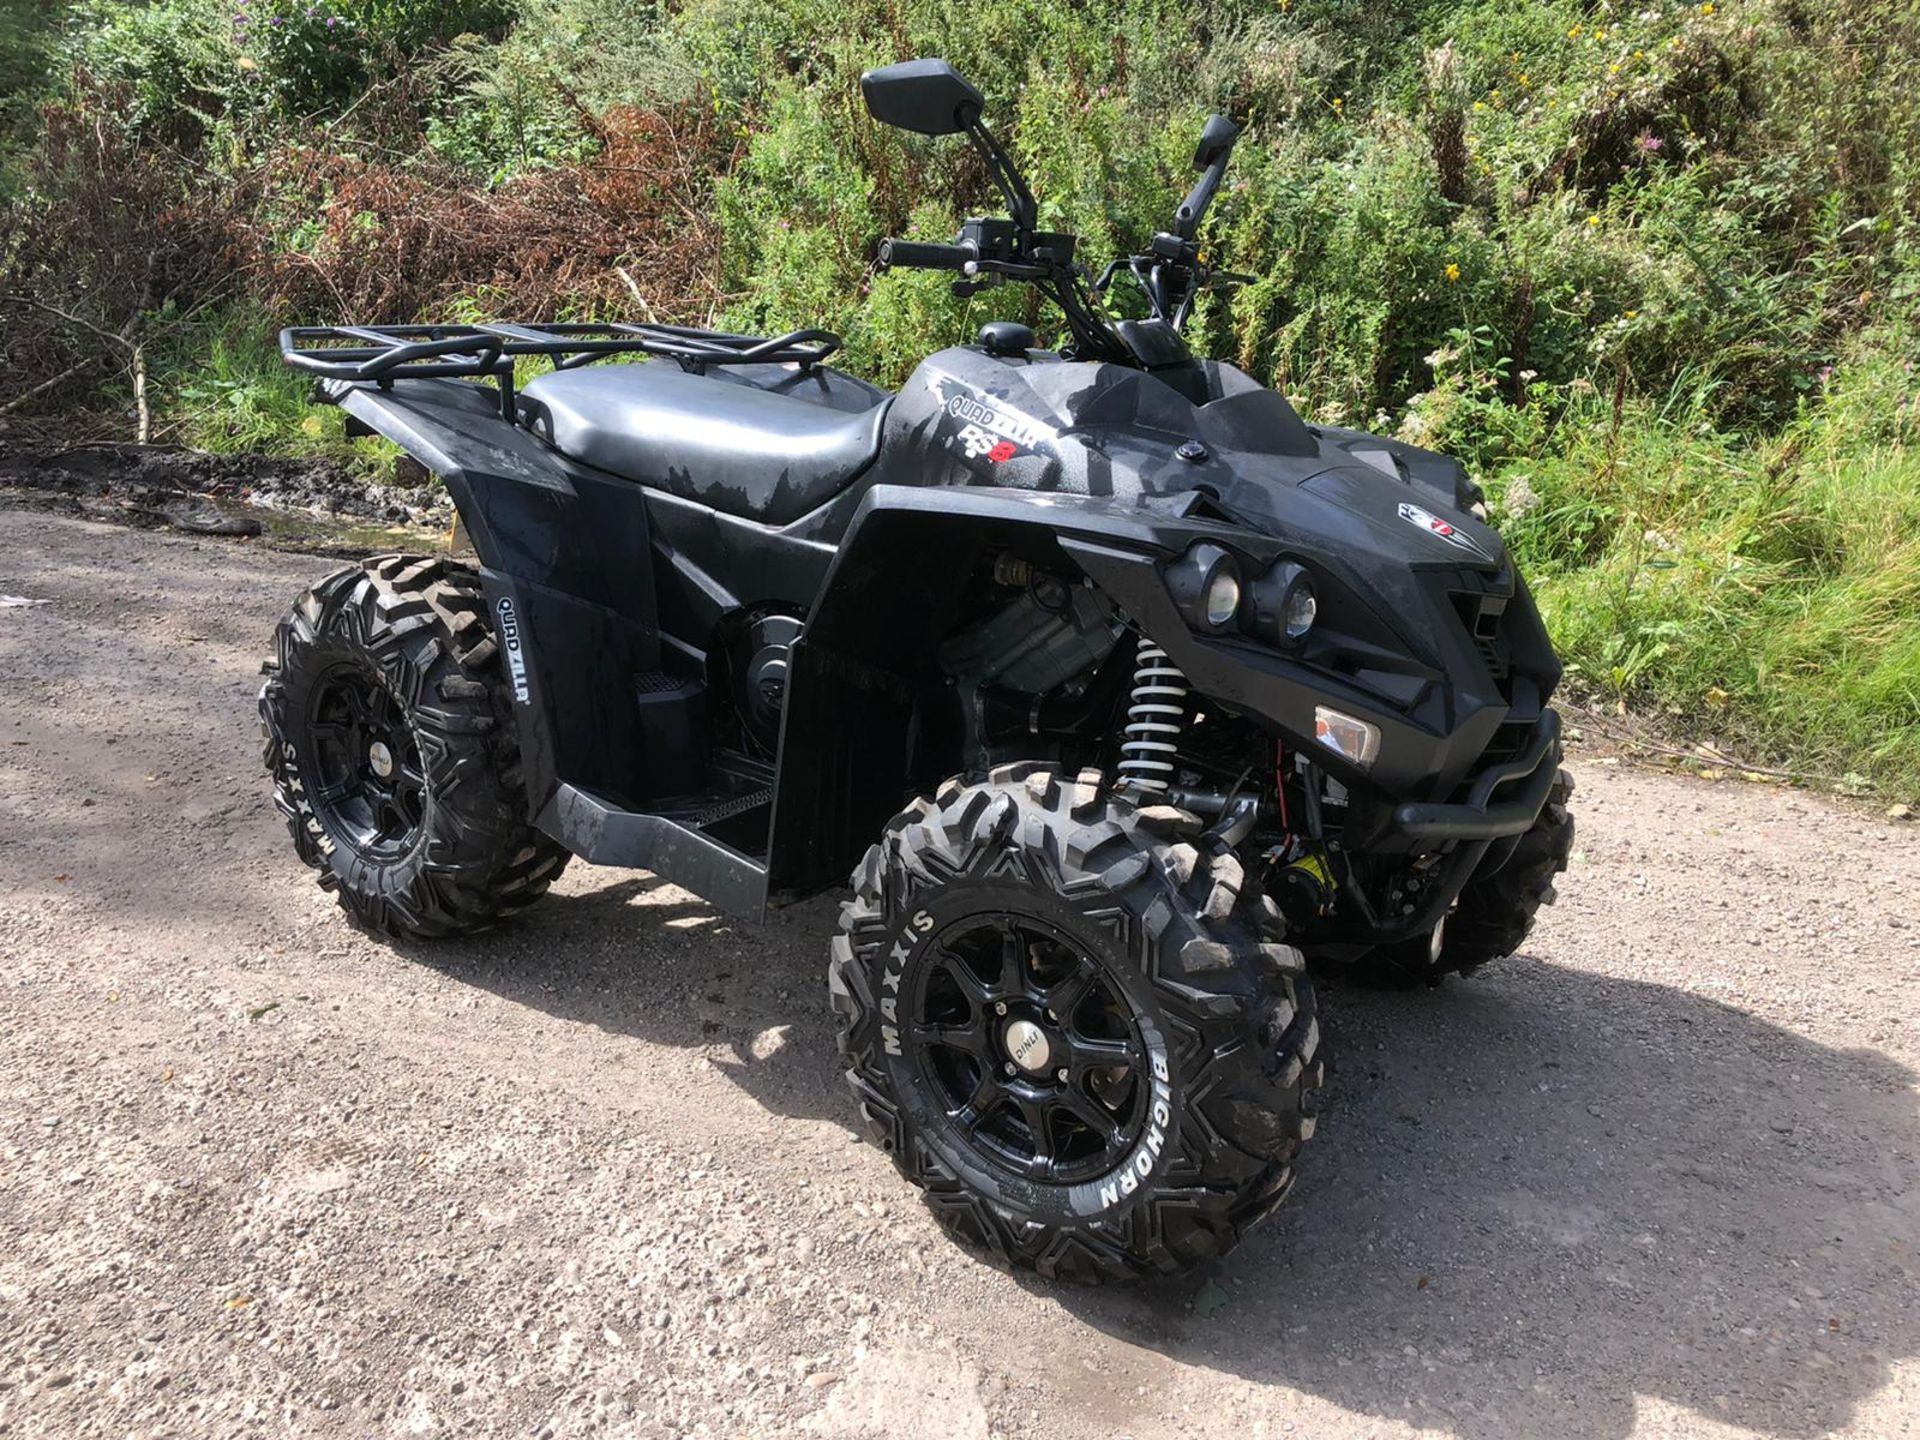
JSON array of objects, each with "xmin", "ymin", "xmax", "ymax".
[{"xmin": 257, "ymin": 103, "xmax": 724, "ymax": 323}]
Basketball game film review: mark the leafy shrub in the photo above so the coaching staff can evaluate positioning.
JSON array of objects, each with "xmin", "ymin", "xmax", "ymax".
[
  {"xmin": 422, "ymin": 0, "xmax": 692, "ymax": 182},
  {"xmin": 61, "ymin": 0, "xmax": 239, "ymax": 144},
  {"xmin": 238, "ymin": 0, "xmax": 513, "ymax": 116},
  {"xmin": 0, "ymin": 0, "xmax": 59, "ymax": 190}
]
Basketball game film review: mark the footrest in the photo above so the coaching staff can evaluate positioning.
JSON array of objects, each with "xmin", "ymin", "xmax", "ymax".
[{"xmin": 656, "ymin": 788, "xmax": 774, "ymax": 830}]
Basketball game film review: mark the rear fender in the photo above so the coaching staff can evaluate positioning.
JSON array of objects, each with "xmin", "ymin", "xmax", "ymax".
[{"xmin": 334, "ymin": 378, "xmax": 662, "ymax": 818}]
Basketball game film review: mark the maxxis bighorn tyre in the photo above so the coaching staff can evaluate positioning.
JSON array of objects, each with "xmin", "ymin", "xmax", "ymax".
[
  {"xmin": 1368, "ymin": 768, "xmax": 1575, "ymax": 983},
  {"xmin": 258, "ymin": 553, "xmax": 568, "ymax": 938},
  {"xmin": 830, "ymin": 763, "xmax": 1323, "ymax": 1282}
]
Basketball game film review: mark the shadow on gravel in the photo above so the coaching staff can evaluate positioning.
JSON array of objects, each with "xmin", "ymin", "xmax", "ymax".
[
  {"xmin": 401, "ymin": 877, "xmax": 852, "ymax": 1124},
  {"xmin": 1046, "ymin": 961, "xmax": 1920, "ymax": 1440},
  {"xmin": 412, "ymin": 880, "xmax": 1918, "ymax": 1440}
]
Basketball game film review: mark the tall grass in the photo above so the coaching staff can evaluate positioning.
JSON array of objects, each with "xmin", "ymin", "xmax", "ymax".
[{"xmin": 1498, "ymin": 332, "xmax": 1920, "ymax": 792}]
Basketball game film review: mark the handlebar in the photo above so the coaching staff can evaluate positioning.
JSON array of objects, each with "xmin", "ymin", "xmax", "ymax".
[{"xmin": 875, "ymin": 237, "xmax": 978, "ymax": 271}]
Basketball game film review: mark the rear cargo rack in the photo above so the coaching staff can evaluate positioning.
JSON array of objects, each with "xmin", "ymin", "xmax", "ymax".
[{"xmin": 280, "ymin": 321, "xmax": 842, "ymax": 420}]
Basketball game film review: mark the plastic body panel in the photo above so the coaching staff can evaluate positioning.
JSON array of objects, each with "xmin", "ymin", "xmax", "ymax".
[
  {"xmin": 327, "ymin": 337, "xmax": 1564, "ymax": 912},
  {"xmin": 333, "ymin": 377, "xmax": 836, "ymax": 915}
]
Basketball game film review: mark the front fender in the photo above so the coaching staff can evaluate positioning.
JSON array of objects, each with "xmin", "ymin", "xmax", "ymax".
[{"xmin": 766, "ymin": 485, "xmax": 1251, "ymax": 896}]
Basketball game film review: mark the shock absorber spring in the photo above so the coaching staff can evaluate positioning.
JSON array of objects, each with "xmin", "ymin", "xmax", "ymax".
[{"xmin": 1118, "ymin": 636, "xmax": 1189, "ymax": 791}]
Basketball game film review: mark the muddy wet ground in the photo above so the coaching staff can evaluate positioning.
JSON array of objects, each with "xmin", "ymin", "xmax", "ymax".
[{"xmin": 0, "ymin": 443, "xmax": 449, "ymax": 555}]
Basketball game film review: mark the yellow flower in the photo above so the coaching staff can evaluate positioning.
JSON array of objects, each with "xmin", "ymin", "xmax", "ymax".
[
  {"xmin": 1518, "ymin": 74, "xmax": 1529, "ymax": 86},
  {"xmin": 1608, "ymin": 62, "xmax": 1620, "ymax": 74},
  {"xmin": 1569, "ymin": 24, "xmax": 1582, "ymax": 37},
  {"xmin": 1624, "ymin": 309, "xmax": 1638, "ymax": 319},
  {"xmin": 1701, "ymin": 2, "xmax": 1714, "ymax": 13},
  {"xmin": 1473, "ymin": 100, "xmax": 1486, "ymax": 111},
  {"xmin": 1587, "ymin": 215, "xmax": 1601, "ymax": 226},
  {"xmin": 1445, "ymin": 263, "xmax": 1461, "ymax": 282}
]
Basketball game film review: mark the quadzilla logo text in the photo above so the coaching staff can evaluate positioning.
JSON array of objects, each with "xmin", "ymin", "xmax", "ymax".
[
  {"xmin": 946, "ymin": 393, "xmax": 1049, "ymax": 464},
  {"xmin": 496, "ymin": 596, "xmax": 532, "ymax": 704}
]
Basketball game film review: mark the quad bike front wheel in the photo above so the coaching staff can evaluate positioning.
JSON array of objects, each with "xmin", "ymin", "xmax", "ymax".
[
  {"xmin": 1364, "ymin": 769, "xmax": 1575, "ymax": 984},
  {"xmin": 259, "ymin": 554, "xmax": 568, "ymax": 938},
  {"xmin": 831, "ymin": 764, "xmax": 1323, "ymax": 1282}
]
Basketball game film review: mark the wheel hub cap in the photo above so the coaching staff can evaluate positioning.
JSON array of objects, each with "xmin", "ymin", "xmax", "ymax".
[
  {"xmin": 367, "ymin": 739, "xmax": 395, "ymax": 779},
  {"xmin": 1002, "ymin": 1017, "xmax": 1052, "ymax": 1074}
]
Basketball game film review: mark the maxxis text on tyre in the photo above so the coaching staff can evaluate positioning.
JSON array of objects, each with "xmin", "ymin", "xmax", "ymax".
[{"xmin": 830, "ymin": 763, "xmax": 1323, "ymax": 1282}]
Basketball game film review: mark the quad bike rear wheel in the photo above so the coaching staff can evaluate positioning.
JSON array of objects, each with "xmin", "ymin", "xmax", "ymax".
[
  {"xmin": 259, "ymin": 554, "xmax": 568, "ymax": 938},
  {"xmin": 831, "ymin": 764, "xmax": 1322, "ymax": 1282},
  {"xmin": 1364, "ymin": 769, "xmax": 1575, "ymax": 984}
]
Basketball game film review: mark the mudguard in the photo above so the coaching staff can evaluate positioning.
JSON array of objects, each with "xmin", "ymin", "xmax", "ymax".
[
  {"xmin": 330, "ymin": 377, "xmax": 664, "ymax": 820},
  {"xmin": 765, "ymin": 483, "xmax": 1512, "ymax": 897}
]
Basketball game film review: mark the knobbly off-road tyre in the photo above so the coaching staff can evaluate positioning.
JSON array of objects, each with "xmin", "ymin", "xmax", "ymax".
[
  {"xmin": 1362, "ymin": 769, "xmax": 1575, "ymax": 985},
  {"xmin": 830, "ymin": 763, "xmax": 1323, "ymax": 1282},
  {"xmin": 258, "ymin": 554, "xmax": 568, "ymax": 939}
]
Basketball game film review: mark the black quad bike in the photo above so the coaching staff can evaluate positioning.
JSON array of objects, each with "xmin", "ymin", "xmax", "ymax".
[{"xmin": 262, "ymin": 59, "xmax": 1573, "ymax": 1281}]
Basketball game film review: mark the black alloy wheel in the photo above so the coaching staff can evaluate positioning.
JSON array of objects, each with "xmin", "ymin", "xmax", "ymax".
[
  {"xmin": 832, "ymin": 763, "xmax": 1324, "ymax": 1281},
  {"xmin": 912, "ymin": 915, "xmax": 1147, "ymax": 1185},
  {"xmin": 304, "ymin": 665, "xmax": 428, "ymax": 860}
]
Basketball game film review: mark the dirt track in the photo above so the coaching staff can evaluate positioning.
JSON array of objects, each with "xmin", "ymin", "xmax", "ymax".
[{"xmin": 1, "ymin": 504, "xmax": 1916, "ymax": 1440}]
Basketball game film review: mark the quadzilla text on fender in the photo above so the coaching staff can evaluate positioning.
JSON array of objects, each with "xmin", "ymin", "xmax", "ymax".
[{"xmin": 262, "ymin": 59, "xmax": 1573, "ymax": 1281}]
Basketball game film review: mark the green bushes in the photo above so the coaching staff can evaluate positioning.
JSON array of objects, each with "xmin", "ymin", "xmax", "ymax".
[
  {"xmin": 238, "ymin": 0, "xmax": 514, "ymax": 115},
  {"xmin": 1498, "ymin": 326, "xmax": 1920, "ymax": 792},
  {"xmin": 0, "ymin": 0, "xmax": 59, "ymax": 190},
  {"xmin": 2, "ymin": 0, "xmax": 1917, "ymax": 791},
  {"xmin": 61, "ymin": 0, "xmax": 239, "ymax": 143}
]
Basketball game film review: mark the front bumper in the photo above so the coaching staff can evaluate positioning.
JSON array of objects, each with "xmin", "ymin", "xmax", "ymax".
[
  {"xmin": 1389, "ymin": 709, "xmax": 1562, "ymax": 843},
  {"xmin": 1334, "ymin": 709, "xmax": 1563, "ymax": 947}
]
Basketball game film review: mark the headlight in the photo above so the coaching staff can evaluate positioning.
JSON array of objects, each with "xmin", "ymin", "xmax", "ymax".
[
  {"xmin": 1204, "ymin": 567, "xmax": 1242, "ymax": 627},
  {"xmin": 1165, "ymin": 543, "xmax": 1242, "ymax": 632},
  {"xmin": 1250, "ymin": 561, "xmax": 1317, "ymax": 645}
]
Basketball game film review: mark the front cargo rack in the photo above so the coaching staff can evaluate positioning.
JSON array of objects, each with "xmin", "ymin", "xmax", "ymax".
[{"xmin": 280, "ymin": 321, "xmax": 842, "ymax": 420}]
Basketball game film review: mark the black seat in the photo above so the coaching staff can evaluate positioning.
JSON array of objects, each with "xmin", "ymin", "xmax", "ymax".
[{"xmin": 518, "ymin": 361, "xmax": 892, "ymax": 526}]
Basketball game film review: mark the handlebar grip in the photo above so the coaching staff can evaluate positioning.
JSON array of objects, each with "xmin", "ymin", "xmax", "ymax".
[{"xmin": 876, "ymin": 238, "xmax": 977, "ymax": 271}]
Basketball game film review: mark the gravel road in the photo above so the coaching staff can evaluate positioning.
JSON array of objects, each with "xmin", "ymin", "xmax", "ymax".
[{"xmin": 1, "ymin": 505, "xmax": 1916, "ymax": 1440}]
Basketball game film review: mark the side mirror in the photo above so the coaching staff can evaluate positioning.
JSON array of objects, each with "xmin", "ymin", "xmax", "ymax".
[
  {"xmin": 1175, "ymin": 113, "xmax": 1242, "ymax": 241},
  {"xmin": 860, "ymin": 59, "xmax": 985, "ymax": 136},
  {"xmin": 1193, "ymin": 114, "xmax": 1240, "ymax": 170}
]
